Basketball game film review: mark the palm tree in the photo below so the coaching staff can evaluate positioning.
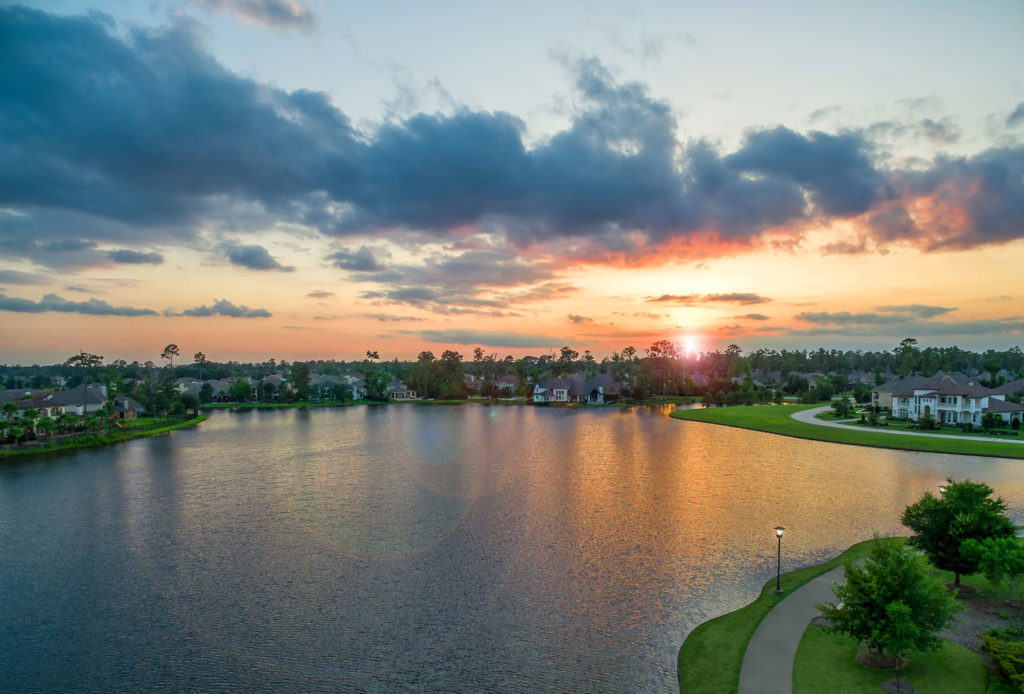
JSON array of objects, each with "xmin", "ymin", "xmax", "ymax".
[
  {"xmin": 35, "ymin": 416, "xmax": 56, "ymax": 440},
  {"xmin": 21, "ymin": 408, "xmax": 39, "ymax": 440},
  {"xmin": 56, "ymin": 412, "xmax": 76, "ymax": 435},
  {"xmin": 7, "ymin": 425, "xmax": 25, "ymax": 446},
  {"xmin": 2, "ymin": 401, "xmax": 17, "ymax": 426}
]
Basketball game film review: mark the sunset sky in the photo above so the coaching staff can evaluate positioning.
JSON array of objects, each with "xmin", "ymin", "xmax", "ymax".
[{"xmin": 2, "ymin": 0, "xmax": 1023, "ymax": 365}]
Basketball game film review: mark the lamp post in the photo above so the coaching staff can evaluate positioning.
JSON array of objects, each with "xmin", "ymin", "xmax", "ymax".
[{"xmin": 774, "ymin": 526, "xmax": 785, "ymax": 593}]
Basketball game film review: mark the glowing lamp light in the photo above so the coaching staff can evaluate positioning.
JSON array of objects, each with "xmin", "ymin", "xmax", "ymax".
[{"xmin": 774, "ymin": 526, "xmax": 785, "ymax": 593}]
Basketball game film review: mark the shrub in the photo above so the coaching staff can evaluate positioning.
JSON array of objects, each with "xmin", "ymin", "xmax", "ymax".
[{"xmin": 983, "ymin": 628, "xmax": 1024, "ymax": 692}]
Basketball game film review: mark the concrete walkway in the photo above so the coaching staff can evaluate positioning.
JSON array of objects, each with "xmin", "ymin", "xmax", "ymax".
[
  {"xmin": 792, "ymin": 406, "xmax": 1024, "ymax": 444},
  {"xmin": 738, "ymin": 565, "xmax": 846, "ymax": 694}
]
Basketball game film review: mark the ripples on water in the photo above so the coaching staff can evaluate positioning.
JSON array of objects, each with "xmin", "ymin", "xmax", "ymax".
[{"xmin": 2, "ymin": 405, "xmax": 1023, "ymax": 692}]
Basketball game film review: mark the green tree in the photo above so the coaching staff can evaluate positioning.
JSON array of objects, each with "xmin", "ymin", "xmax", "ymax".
[
  {"xmin": 817, "ymin": 540, "xmax": 959, "ymax": 665},
  {"xmin": 290, "ymin": 362, "xmax": 311, "ymax": 401},
  {"xmin": 199, "ymin": 382, "xmax": 214, "ymax": 404},
  {"xmin": 364, "ymin": 370, "xmax": 389, "ymax": 402},
  {"xmin": 962, "ymin": 536, "xmax": 1024, "ymax": 617},
  {"xmin": 227, "ymin": 378, "xmax": 254, "ymax": 402},
  {"xmin": 902, "ymin": 478, "xmax": 1015, "ymax": 586}
]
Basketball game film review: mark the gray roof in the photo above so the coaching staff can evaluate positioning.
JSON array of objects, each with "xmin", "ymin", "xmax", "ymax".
[
  {"xmin": 48, "ymin": 384, "xmax": 107, "ymax": 406},
  {"xmin": 991, "ymin": 378, "xmax": 1024, "ymax": 396},
  {"xmin": 985, "ymin": 398, "xmax": 1024, "ymax": 414}
]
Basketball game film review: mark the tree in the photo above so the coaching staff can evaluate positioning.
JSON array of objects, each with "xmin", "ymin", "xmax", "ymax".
[
  {"xmin": 817, "ymin": 540, "xmax": 959, "ymax": 668},
  {"xmin": 290, "ymin": 362, "xmax": 310, "ymax": 401},
  {"xmin": 962, "ymin": 536, "xmax": 1024, "ymax": 617},
  {"xmin": 902, "ymin": 478, "xmax": 1015, "ymax": 586},
  {"xmin": 227, "ymin": 378, "xmax": 254, "ymax": 402},
  {"xmin": 193, "ymin": 351, "xmax": 207, "ymax": 378},
  {"xmin": 199, "ymin": 382, "xmax": 214, "ymax": 404},
  {"xmin": 161, "ymin": 344, "xmax": 180, "ymax": 367}
]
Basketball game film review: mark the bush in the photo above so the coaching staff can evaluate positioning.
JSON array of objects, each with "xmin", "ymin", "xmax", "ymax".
[
  {"xmin": 1014, "ymin": 418, "xmax": 1021, "ymax": 432},
  {"xmin": 983, "ymin": 628, "xmax": 1024, "ymax": 692}
]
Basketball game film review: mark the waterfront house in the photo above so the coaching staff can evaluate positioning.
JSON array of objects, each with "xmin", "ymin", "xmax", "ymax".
[
  {"xmin": 387, "ymin": 382, "xmax": 417, "ymax": 400},
  {"xmin": 533, "ymin": 376, "xmax": 587, "ymax": 403},
  {"xmin": 886, "ymin": 378, "xmax": 1024, "ymax": 425},
  {"xmin": 585, "ymin": 373, "xmax": 621, "ymax": 404}
]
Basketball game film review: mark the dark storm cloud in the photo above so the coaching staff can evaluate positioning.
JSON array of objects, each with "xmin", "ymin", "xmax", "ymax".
[
  {"xmin": 226, "ymin": 243, "xmax": 294, "ymax": 271},
  {"xmin": 3, "ymin": 4, "xmax": 1023, "ymax": 271},
  {"xmin": 165, "ymin": 299, "xmax": 271, "ymax": 317},
  {"xmin": 109, "ymin": 249, "xmax": 164, "ymax": 264},
  {"xmin": 647, "ymin": 292, "xmax": 770, "ymax": 305},
  {"xmin": 724, "ymin": 126, "xmax": 884, "ymax": 217},
  {"xmin": 0, "ymin": 291, "xmax": 156, "ymax": 315},
  {"xmin": 188, "ymin": 0, "xmax": 316, "ymax": 30}
]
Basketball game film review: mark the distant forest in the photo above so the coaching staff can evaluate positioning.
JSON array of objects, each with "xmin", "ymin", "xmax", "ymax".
[{"xmin": 3, "ymin": 339, "xmax": 1023, "ymax": 408}]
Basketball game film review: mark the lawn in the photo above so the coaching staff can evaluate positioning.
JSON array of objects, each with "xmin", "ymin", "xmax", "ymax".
[
  {"xmin": 670, "ymin": 404, "xmax": 1024, "ymax": 459},
  {"xmin": 794, "ymin": 626, "xmax": 986, "ymax": 694},
  {"xmin": 677, "ymin": 538, "xmax": 902, "ymax": 693}
]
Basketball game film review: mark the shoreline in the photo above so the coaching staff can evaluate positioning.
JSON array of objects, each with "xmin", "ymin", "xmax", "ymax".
[
  {"xmin": 0, "ymin": 414, "xmax": 207, "ymax": 461},
  {"xmin": 677, "ymin": 537, "xmax": 898, "ymax": 693},
  {"xmin": 670, "ymin": 404, "xmax": 1024, "ymax": 460}
]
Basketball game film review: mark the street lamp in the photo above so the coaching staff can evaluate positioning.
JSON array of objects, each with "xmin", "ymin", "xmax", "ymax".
[{"xmin": 774, "ymin": 526, "xmax": 785, "ymax": 593}]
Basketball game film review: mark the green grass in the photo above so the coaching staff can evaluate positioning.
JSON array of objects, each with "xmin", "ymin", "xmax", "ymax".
[
  {"xmin": 794, "ymin": 626, "xmax": 986, "ymax": 694},
  {"xmin": 678, "ymin": 537, "xmax": 902, "ymax": 694},
  {"xmin": 670, "ymin": 405, "xmax": 1024, "ymax": 459},
  {"xmin": 0, "ymin": 414, "xmax": 207, "ymax": 459}
]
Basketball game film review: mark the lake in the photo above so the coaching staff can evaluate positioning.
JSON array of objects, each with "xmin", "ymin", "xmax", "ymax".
[{"xmin": 2, "ymin": 404, "xmax": 1023, "ymax": 692}]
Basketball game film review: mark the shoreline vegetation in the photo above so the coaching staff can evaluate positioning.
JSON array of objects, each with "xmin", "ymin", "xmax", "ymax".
[
  {"xmin": 678, "ymin": 538, "xmax": 900, "ymax": 693},
  {"xmin": 679, "ymin": 536, "xmax": 1006, "ymax": 693},
  {"xmin": 670, "ymin": 404, "xmax": 1024, "ymax": 460},
  {"xmin": 0, "ymin": 413, "xmax": 206, "ymax": 460},
  {"xmin": 201, "ymin": 394, "xmax": 703, "ymax": 410}
]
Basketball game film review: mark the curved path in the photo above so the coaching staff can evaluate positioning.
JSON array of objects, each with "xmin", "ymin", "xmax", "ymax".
[
  {"xmin": 792, "ymin": 406, "xmax": 1024, "ymax": 444},
  {"xmin": 738, "ymin": 565, "xmax": 846, "ymax": 694}
]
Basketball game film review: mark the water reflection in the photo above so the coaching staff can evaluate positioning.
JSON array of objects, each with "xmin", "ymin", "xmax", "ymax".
[{"xmin": 2, "ymin": 404, "xmax": 1023, "ymax": 692}]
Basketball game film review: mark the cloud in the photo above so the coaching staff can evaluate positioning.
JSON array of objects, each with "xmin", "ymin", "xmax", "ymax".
[
  {"xmin": 0, "ymin": 291, "xmax": 156, "ymax": 315},
  {"xmin": 410, "ymin": 329, "xmax": 566, "ymax": 348},
  {"xmin": 188, "ymin": 0, "xmax": 316, "ymax": 30},
  {"xmin": 1008, "ymin": 102, "xmax": 1024, "ymax": 128},
  {"xmin": 328, "ymin": 247, "xmax": 387, "ymax": 272},
  {"xmin": 876, "ymin": 304, "xmax": 956, "ymax": 319},
  {"xmin": 165, "ymin": 298, "xmax": 271, "ymax": 317},
  {"xmin": 789, "ymin": 306, "xmax": 1024, "ymax": 339},
  {"xmin": 737, "ymin": 313, "xmax": 770, "ymax": 320},
  {"xmin": 2, "ymin": 4, "xmax": 1023, "ymax": 284},
  {"xmin": 226, "ymin": 243, "xmax": 294, "ymax": 271},
  {"xmin": 109, "ymin": 249, "xmax": 164, "ymax": 264},
  {"xmin": 568, "ymin": 314, "xmax": 594, "ymax": 324},
  {"xmin": 306, "ymin": 290, "xmax": 334, "ymax": 298},
  {"xmin": 647, "ymin": 292, "xmax": 770, "ymax": 305},
  {"xmin": 0, "ymin": 269, "xmax": 46, "ymax": 284},
  {"xmin": 358, "ymin": 313, "xmax": 425, "ymax": 322}
]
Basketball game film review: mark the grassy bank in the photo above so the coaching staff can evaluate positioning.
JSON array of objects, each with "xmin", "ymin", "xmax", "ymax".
[
  {"xmin": 0, "ymin": 414, "xmax": 207, "ymax": 460},
  {"xmin": 678, "ymin": 538, "xmax": 901, "ymax": 693},
  {"xmin": 670, "ymin": 404, "xmax": 1024, "ymax": 459},
  {"xmin": 794, "ymin": 627, "xmax": 986, "ymax": 694}
]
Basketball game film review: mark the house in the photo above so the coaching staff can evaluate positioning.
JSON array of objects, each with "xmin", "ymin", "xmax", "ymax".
[
  {"xmin": 533, "ymin": 376, "xmax": 587, "ymax": 403},
  {"xmin": 387, "ymin": 382, "xmax": 417, "ymax": 400},
  {"xmin": 113, "ymin": 395, "xmax": 143, "ymax": 420},
  {"xmin": 48, "ymin": 384, "xmax": 108, "ymax": 415},
  {"xmin": 345, "ymin": 373, "xmax": 366, "ymax": 401},
  {"xmin": 585, "ymin": 373, "xmax": 621, "ymax": 404},
  {"xmin": 887, "ymin": 378, "xmax": 1024, "ymax": 426},
  {"xmin": 495, "ymin": 375, "xmax": 519, "ymax": 393},
  {"xmin": 991, "ymin": 378, "xmax": 1024, "ymax": 398},
  {"xmin": 873, "ymin": 375, "xmax": 957, "ymax": 411}
]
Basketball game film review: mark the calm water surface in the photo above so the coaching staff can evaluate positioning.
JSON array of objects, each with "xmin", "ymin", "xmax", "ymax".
[{"xmin": 3, "ymin": 405, "xmax": 1024, "ymax": 692}]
